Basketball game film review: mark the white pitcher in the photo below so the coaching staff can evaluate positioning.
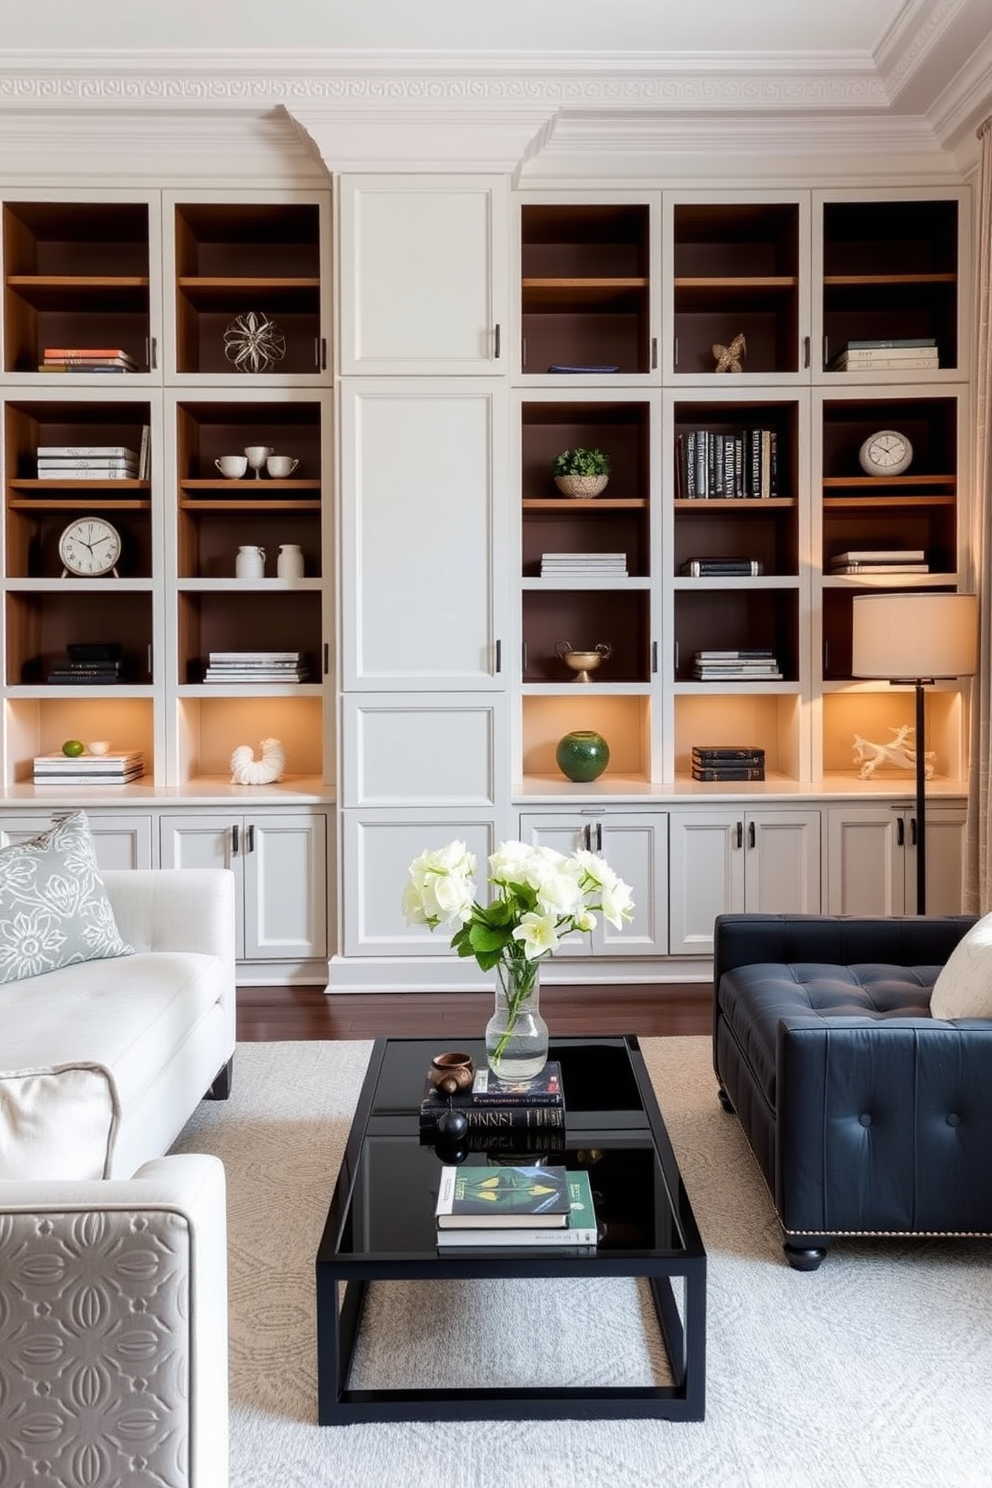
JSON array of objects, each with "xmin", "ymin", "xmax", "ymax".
[
  {"xmin": 277, "ymin": 543, "xmax": 304, "ymax": 579},
  {"xmin": 235, "ymin": 545, "xmax": 266, "ymax": 579}
]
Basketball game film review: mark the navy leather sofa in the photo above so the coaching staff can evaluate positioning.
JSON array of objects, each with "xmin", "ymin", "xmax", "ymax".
[{"xmin": 712, "ymin": 912, "xmax": 992, "ymax": 1269}]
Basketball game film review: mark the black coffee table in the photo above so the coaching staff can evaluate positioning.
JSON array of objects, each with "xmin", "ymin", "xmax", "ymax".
[{"xmin": 316, "ymin": 1034, "xmax": 706, "ymax": 1424}]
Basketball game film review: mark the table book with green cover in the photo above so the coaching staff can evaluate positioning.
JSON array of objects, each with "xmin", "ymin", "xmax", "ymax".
[{"xmin": 435, "ymin": 1163, "xmax": 570, "ymax": 1228}]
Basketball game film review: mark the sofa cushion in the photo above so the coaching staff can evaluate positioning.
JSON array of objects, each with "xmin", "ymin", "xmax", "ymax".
[
  {"xmin": 0, "ymin": 950, "xmax": 226, "ymax": 1113},
  {"xmin": 0, "ymin": 1062, "xmax": 120, "ymax": 1178},
  {"xmin": 0, "ymin": 810, "xmax": 132, "ymax": 984},
  {"xmin": 930, "ymin": 910, "xmax": 992, "ymax": 1018},
  {"xmin": 718, "ymin": 962, "xmax": 940, "ymax": 1107}
]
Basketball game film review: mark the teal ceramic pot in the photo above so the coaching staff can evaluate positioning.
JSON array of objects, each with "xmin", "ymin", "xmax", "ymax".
[{"xmin": 556, "ymin": 730, "xmax": 610, "ymax": 783}]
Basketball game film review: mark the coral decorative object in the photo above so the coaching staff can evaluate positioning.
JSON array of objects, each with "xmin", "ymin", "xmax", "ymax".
[{"xmin": 230, "ymin": 738, "xmax": 287, "ymax": 785}]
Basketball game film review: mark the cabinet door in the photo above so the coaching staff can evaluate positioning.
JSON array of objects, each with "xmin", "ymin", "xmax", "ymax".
[
  {"xmin": 907, "ymin": 805, "xmax": 967, "ymax": 915},
  {"xmin": 338, "ymin": 175, "xmax": 507, "ymax": 375},
  {"xmin": 668, "ymin": 811, "xmax": 745, "ymax": 956},
  {"xmin": 341, "ymin": 811, "xmax": 498, "ymax": 959},
  {"xmin": 746, "ymin": 810, "xmax": 820, "ymax": 913},
  {"xmin": 0, "ymin": 811, "xmax": 154, "ymax": 869},
  {"xmin": 243, "ymin": 812, "xmax": 327, "ymax": 962},
  {"xmin": 159, "ymin": 813, "xmax": 245, "ymax": 954},
  {"xmin": 826, "ymin": 807, "xmax": 904, "ymax": 915},
  {"xmin": 520, "ymin": 812, "xmax": 668, "ymax": 957},
  {"xmin": 340, "ymin": 380, "xmax": 508, "ymax": 691}
]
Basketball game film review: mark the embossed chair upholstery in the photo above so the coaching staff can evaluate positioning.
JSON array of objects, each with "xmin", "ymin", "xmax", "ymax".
[{"xmin": 0, "ymin": 1155, "xmax": 227, "ymax": 1487}]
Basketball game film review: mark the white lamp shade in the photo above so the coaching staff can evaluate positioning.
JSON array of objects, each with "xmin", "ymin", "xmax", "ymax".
[{"xmin": 851, "ymin": 592, "xmax": 978, "ymax": 679}]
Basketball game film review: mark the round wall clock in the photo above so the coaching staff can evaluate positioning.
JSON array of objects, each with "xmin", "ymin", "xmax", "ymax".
[
  {"xmin": 58, "ymin": 516, "xmax": 122, "ymax": 577},
  {"xmin": 858, "ymin": 429, "xmax": 913, "ymax": 477}
]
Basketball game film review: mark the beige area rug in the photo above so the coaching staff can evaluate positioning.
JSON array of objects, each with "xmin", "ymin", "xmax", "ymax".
[{"xmin": 172, "ymin": 1038, "xmax": 992, "ymax": 1488}]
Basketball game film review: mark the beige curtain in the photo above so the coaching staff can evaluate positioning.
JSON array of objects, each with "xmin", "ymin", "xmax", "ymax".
[{"xmin": 965, "ymin": 117, "xmax": 992, "ymax": 912}]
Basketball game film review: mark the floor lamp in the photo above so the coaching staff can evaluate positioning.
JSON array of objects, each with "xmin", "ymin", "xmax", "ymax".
[{"xmin": 851, "ymin": 591, "xmax": 978, "ymax": 914}]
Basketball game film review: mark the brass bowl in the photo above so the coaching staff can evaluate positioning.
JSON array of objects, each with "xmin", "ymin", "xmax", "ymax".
[{"xmin": 555, "ymin": 641, "xmax": 612, "ymax": 683}]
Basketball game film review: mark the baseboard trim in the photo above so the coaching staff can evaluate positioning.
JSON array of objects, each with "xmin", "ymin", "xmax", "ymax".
[{"xmin": 325, "ymin": 953, "xmax": 713, "ymax": 993}]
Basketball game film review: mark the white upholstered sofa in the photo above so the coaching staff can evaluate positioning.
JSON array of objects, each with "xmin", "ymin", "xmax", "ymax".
[{"xmin": 0, "ymin": 853, "xmax": 236, "ymax": 1488}]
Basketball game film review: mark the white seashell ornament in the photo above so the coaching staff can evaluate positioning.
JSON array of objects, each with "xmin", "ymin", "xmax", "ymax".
[{"xmin": 230, "ymin": 737, "xmax": 287, "ymax": 785}]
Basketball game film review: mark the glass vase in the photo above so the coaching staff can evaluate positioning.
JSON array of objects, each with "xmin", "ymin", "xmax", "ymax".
[{"xmin": 485, "ymin": 954, "xmax": 549, "ymax": 1081}]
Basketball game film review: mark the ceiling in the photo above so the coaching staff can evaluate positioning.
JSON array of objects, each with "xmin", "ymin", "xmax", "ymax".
[{"xmin": 1, "ymin": 0, "xmax": 991, "ymax": 180}]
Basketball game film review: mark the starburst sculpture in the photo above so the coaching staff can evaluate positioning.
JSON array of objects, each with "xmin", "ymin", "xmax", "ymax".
[
  {"xmin": 712, "ymin": 332, "xmax": 746, "ymax": 373},
  {"xmin": 223, "ymin": 311, "xmax": 287, "ymax": 374}
]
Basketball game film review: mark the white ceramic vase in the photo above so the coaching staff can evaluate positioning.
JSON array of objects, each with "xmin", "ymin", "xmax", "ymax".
[
  {"xmin": 277, "ymin": 544, "xmax": 304, "ymax": 579},
  {"xmin": 235, "ymin": 545, "xmax": 266, "ymax": 579}
]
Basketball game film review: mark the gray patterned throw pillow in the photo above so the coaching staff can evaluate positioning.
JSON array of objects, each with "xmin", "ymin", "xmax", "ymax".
[{"xmin": 0, "ymin": 810, "xmax": 133, "ymax": 984}]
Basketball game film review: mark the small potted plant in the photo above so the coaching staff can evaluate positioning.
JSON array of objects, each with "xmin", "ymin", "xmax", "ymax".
[{"xmin": 552, "ymin": 448, "xmax": 611, "ymax": 498}]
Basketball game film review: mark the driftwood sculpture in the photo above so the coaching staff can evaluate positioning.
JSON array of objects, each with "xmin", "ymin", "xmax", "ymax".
[{"xmin": 852, "ymin": 725, "xmax": 935, "ymax": 780}]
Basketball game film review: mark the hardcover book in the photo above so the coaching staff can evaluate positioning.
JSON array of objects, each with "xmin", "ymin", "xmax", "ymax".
[
  {"xmin": 435, "ymin": 1163, "xmax": 570, "ymax": 1228},
  {"xmin": 692, "ymin": 745, "xmax": 765, "ymax": 761},
  {"xmin": 420, "ymin": 1099, "xmax": 565, "ymax": 1132},
  {"xmin": 436, "ymin": 1170, "xmax": 597, "ymax": 1247},
  {"xmin": 470, "ymin": 1061, "xmax": 562, "ymax": 1105}
]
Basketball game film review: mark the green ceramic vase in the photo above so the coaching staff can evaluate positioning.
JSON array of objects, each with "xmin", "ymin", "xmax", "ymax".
[{"xmin": 555, "ymin": 730, "xmax": 610, "ymax": 782}]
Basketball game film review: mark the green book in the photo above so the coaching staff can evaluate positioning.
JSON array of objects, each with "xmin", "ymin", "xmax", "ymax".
[
  {"xmin": 436, "ymin": 1169, "xmax": 598, "ymax": 1247},
  {"xmin": 435, "ymin": 1163, "xmax": 570, "ymax": 1228}
]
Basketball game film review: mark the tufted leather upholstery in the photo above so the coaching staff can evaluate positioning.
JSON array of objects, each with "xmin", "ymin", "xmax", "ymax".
[{"xmin": 712, "ymin": 913, "xmax": 992, "ymax": 1261}]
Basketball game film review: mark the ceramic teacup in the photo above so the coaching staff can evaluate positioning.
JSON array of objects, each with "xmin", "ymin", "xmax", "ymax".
[
  {"xmin": 215, "ymin": 455, "xmax": 248, "ymax": 479},
  {"xmin": 266, "ymin": 455, "xmax": 299, "ymax": 478}
]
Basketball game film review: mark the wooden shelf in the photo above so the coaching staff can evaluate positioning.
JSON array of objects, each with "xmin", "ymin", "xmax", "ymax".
[
  {"xmin": 8, "ymin": 480, "xmax": 148, "ymax": 495},
  {"xmin": 822, "ymin": 494, "xmax": 955, "ymax": 509},
  {"xmin": 823, "ymin": 273, "xmax": 956, "ymax": 286},
  {"xmin": 523, "ymin": 497, "xmax": 646, "ymax": 511},
  {"xmin": 673, "ymin": 497, "xmax": 795, "ymax": 511},
  {"xmin": 822, "ymin": 475, "xmax": 955, "ymax": 488}
]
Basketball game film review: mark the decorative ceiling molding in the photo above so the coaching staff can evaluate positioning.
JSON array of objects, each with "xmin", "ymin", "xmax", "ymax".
[{"xmin": 874, "ymin": 0, "xmax": 968, "ymax": 98}]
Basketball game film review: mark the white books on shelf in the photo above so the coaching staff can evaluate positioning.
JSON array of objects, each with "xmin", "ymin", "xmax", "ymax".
[
  {"xmin": 37, "ymin": 445, "xmax": 138, "ymax": 458},
  {"xmin": 831, "ymin": 563, "xmax": 930, "ymax": 575},
  {"xmin": 831, "ymin": 550, "xmax": 925, "ymax": 564}
]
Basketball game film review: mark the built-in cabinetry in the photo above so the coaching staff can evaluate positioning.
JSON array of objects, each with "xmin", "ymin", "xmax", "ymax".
[
  {"xmin": 0, "ymin": 172, "xmax": 975, "ymax": 991},
  {"xmin": 0, "ymin": 188, "xmax": 334, "ymax": 982}
]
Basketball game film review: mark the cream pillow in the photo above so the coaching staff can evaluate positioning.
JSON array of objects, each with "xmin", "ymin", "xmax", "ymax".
[
  {"xmin": 0, "ymin": 809, "xmax": 132, "ymax": 985},
  {"xmin": 930, "ymin": 912, "xmax": 992, "ymax": 1019},
  {"xmin": 0, "ymin": 1063, "xmax": 120, "ymax": 1179}
]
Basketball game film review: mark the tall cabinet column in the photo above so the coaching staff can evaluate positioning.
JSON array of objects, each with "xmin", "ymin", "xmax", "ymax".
[{"xmin": 336, "ymin": 176, "xmax": 511, "ymax": 984}]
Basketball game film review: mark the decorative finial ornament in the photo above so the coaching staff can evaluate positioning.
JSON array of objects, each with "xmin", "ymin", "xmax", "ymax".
[{"xmin": 713, "ymin": 332, "xmax": 746, "ymax": 373}]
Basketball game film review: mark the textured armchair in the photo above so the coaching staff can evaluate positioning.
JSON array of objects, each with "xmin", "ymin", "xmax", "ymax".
[{"xmin": 0, "ymin": 1154, "xmax": 228, "ymax": 1488}]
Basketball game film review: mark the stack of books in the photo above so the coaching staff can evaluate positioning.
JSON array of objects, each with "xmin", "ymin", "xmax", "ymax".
[
  {"xmin": 33, "ymin": 749, "xmax": 144, "ymax": 785},
  {"xmin": 692, "ymin": 745, "xmax": 766, "ymax": 782},
  {"xmin": 828, "ymin": 338, "xmax": 938, "ymax": 372},
  {"xmin": 420, "ymin": 1060, "xmax": 565, "ymax": 1134},
  {"xmin": 829, "ymin": 548, "xmax": 929, "ymax": 576},
  {"xmin": 540, "ymin": 552, "xmax": 628, "ymax": 579},
  {"xmin": 204, "ymin": 651, "xmax": 310, "ymax": 683},
  {"xmin": 680, "ymin": 557, "xmax": 764, "ymax": 578},
  {"xmin": 434, "ymin": 1162, "xmax": 598, "ymax": 1248},
  {"xmin": 36, "ymin": 444, "xmax": 140, "ymax": 481},
  {"xmin": 46, "ymin": 644, "xmax": 124, "ymax": 684},
  {"xmin": 547, "ymin": 364, "xmax": 620, "ymax": 375},
  {"xmin": 692, "ymin": 649, "xmax": 783, "ymax": 681},
  {"xmin": 38, "ymin": 347, "xmax": 139, "ymax": 375}
]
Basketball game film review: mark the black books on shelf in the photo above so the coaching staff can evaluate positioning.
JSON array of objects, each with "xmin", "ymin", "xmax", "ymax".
[
  {"xmin": 675, "ymin": 428, "xmax": 779, "ymax": 500},
  {"xmin": 692, "ymin": 744, "xmax": 765, "ymax": 782},
  {"xmin": 680, "ymin": 557, "xmax": 764, "ymax": 578},
  {"xmin": 436, "ymin": 1170, "xmax": 598, "ymax": 1248},
  {"xmin": 434, "ymin": 1164, "xmax": 571, "ymax": 1229}
]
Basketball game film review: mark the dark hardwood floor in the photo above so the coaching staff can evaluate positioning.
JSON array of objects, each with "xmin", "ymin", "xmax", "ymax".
[{"xmin": 236, "ymin": 982, "xmax": 713, "ymax": 1041}]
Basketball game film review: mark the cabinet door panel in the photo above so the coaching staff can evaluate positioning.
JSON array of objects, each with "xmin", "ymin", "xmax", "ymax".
[
  {"xmin": 0, "ymin": 811, "xmax": 153, "ymax": 869},
  {"xmin": 909, "ymin": 807, "xmax": 966, "ymax": 915},
  {"xmin": 339, "ymin": 176, "xmax": 506, "ymax": 374},
  {"xmin": 826, "ymin": 809, "xmax": 903, "ymax": 915},
  {"xmin": 342, "ymin": 694, "xmax": 508, "ymax": 808},
  {"xmin": 598, "ymin": 817, "xmax": 668, "ymax": 956},
  {"xmin": 668, "ymin": 812, "xmax": 744, "ymax": 956},
  {"xmin": 159, "ymin": 813, "xmax": 243, "ymax": 955},
  {"xmin": 243, "ymin": 813, "xmax": 327, "ymax": 961},
  {"xmin": 341, "ymin": 811, "xmax": 497, "ymax": 958},
  {"xmin": 747, "ymin": 811, "xmax": 820, "ymax": 914},
  {"xmin": 340, "ymin": 381, "xmax": 507, "ymax": 690}
]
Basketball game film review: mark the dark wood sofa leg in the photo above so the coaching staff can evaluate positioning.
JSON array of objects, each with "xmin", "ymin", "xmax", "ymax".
[
  {"xmin": 783, "ymin": 1239, "xmax": 829, "ymax": 1271},
  {"xmin": 205, "ymin": 1057, "xmax": 234, "ymax": 1101}
]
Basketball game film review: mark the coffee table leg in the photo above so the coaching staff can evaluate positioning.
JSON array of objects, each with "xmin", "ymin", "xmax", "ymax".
[
  {"xmin": 317, "ymin": 1273, "xmax": 367, "ymax": 1425},
  {"xmin": 649, "ymin": 1262, "xmax": 706, "ymax": 1421}
]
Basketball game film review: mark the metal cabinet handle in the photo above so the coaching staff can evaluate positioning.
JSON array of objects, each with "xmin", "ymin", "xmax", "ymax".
[
  {"xmin": 231, "ymin": 824, "xmax": 240, "ymax": 855},
  {"xmin": 651, "ymin": 336, "xmax": 658, "ymax": 370},
  {"xmin": 803, "ymin": 335, "xmax": 810, "ymax": 369},
  {"xmin": 495, "ymin": 639, "xmax": 502, "ymax": 674},
  {"xmin": 910, "ymin": 817, "xmax": 918, "ymax": 847},
  {"xmin": 735, "ymin": 821, "xmax": 743, "ymax": 849},
  {"xmin": 748, "ymin": 821, "xmax": 756, "ymax": 850},
  {"xmin": 494, "ymin": 323, "xmax": 501, "ymax": 360},
  {"xmin": 897, "ymin": 817, "xmax": 905, "ymax": 847},
  {"xmin": 246, "ymin": 824, "xmax": 255, "ymax": 853}
]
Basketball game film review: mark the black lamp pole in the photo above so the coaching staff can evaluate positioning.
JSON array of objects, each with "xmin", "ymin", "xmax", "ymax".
[{"xmin": 913, "ymin": 679, "xmax": 928, "ymax": 915}]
